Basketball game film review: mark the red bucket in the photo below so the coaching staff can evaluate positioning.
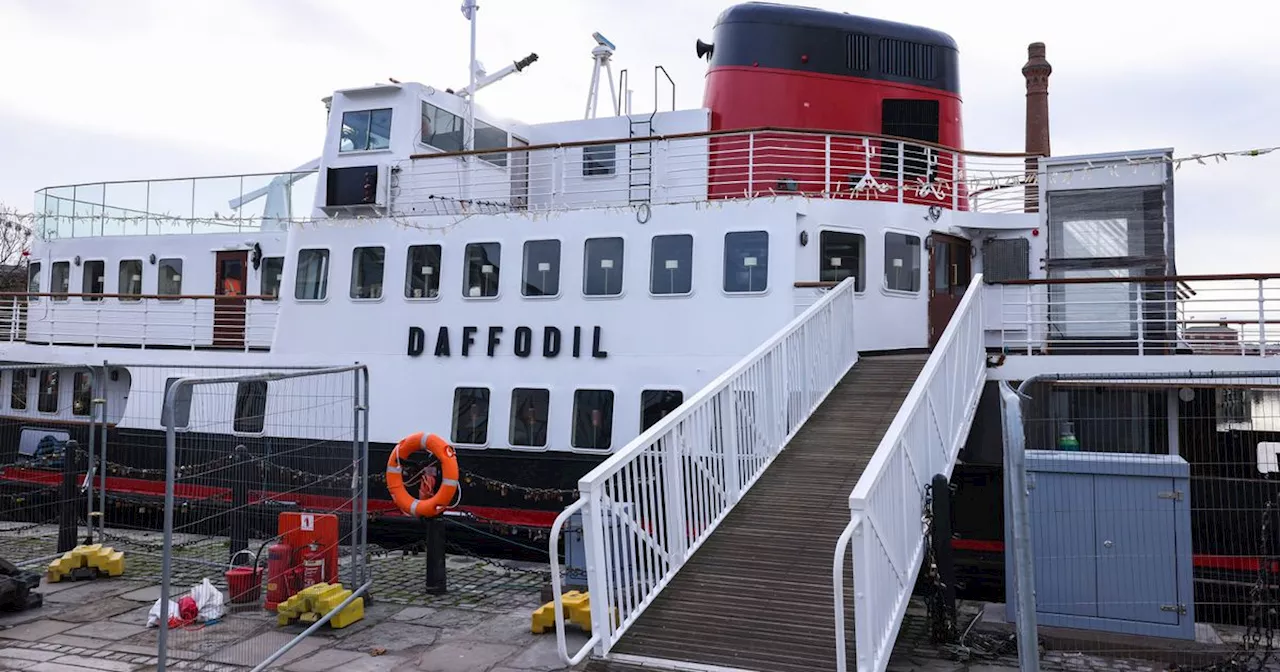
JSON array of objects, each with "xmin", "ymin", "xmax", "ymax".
[{"xmin": 226, "ymin": 550, "xmax": 263, "ymax": 605}]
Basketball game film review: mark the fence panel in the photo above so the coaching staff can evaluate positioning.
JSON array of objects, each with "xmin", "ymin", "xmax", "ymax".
[{"xmin": 148, "ymin": 365, "xmax": 369, "ymax": 671}]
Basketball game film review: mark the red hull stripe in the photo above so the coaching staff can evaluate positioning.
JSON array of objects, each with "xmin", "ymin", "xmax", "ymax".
[{"xmin": 950, "ymin": 538, "xmax": 1277, "ymax": 572}]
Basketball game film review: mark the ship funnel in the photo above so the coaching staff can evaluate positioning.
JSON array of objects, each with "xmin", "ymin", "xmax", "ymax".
[{"xmin": 695, "ymin": 39, "xmax": 714, "ymax": 60}]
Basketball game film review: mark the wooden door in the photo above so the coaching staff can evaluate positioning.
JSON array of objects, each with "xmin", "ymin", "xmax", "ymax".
[
  {"xmin": 927, "ymin": 233, "xmax": 972, "ymax": 348},
  {"xmin": 214, "ymin": 251, "xmax": 248, "ymax": 348}
]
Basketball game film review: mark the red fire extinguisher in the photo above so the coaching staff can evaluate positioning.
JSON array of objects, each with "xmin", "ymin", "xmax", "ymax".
[
  {"xmin": 299, "ymin": 541, "xmax": 326, "ymax": 589},
  {"xmin": 264, "ymin": 542, "xmax": 294, "ymax": 610}
]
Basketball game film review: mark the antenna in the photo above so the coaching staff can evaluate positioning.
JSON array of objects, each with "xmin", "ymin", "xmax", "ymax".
[{"xmin": 585, "ymin": 32, "xmax": 620, "ymax": 119}]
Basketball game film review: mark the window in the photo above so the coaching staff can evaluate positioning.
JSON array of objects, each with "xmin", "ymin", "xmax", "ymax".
[
  {"xmin": 37, "ymin": 370, "xmax": 59, "ymax": 413},
  {"xmin": 584, "ymin": 237, "xmax": 624, "ymax": 296},
  {"xmin": 421, "ymin": 102, "xmax": 463, "ymax": 152},
  {"xmin": 475, "ymin": 119, "xmax": 509, "ymax": 167},
  {"xmin": 50, "ymin": 262, "xmax": 69, "ymax": 301},
  {"xmin": 452, "ymin": 387, "xmax": 490, "ymax": 445},
  {"xmin": 233, "ymin": 380, "xmax": 267, "ymax": 433},
  {"xmin": 572, "ymin": 389, "xmax": 614, "ymax": 450},
  {"xmin": 880, "ymin": 99, "xmax": 939, "ymax": 181},
  {"xmin": 884, "ymin": 232, "xmax": 921, "ymax": 292},
  {"xmin": 350, "ymin": 246, "xmax": 385, "ymax": 300},
  {"xmin": 723, "ymin": 231, "xmax": 769, "ymax": 293},
  {"xmin": 820, "ymin": 231, "xmax": 866, "ymax": 291},
  {"xmin": 641, "ymin": 390, "xmax": 683, "ymax": 431},
  {"xmin": 72, "ymin": 372, "xmax": 91, "ymax": 417},
  {"xmin": 295, "ymin": 249, "xmax": 330, "ymax": 300},
  {"xmin": 510, "ymin": 388, "xmax": 550, "ymax": 448},
  {"xmin": 405, "ymin": 245, "xmax": 442, "ymax": 299},
  {"xmin": 81, "ymin": 260, "xmax": 104, "ymax": 301},
  {"xmin": 650, "ymin": 234, "xmax": 693, "ymax": 295},
  {"xmin": 158, "ymin": 258, "xmax": 183, "ymax": 299},
  {"xmin": 161, "ymin": 377, "xmax": 192, "ymax": 429},
  {"xmin": 118, "ymin": 260, "xmax": 143, "ymax": 301},
  {"xmin": 584, "ymin": 145, "xmax": 617, "ymax": 177},
  {"xmin": 463, "ymin": 242, "xmax": 501, "ymax": 298},
  {"xmin": 261, "ymin": 257, "xmax": 284, "ymax": 300},
  {"xmin": 11, "ymin": 370, "xmax": 27, "ymax": 410},
  {"xmin": 522, "ymin": 240, "xmax": 561, "ymax": 297},
  {"xmin": 339, "ymin": 108, "xmax": 392, "ymax": 152},
  {"xmin": 27, "ymin": 262, "xmax": 40, "ymax": 301}
]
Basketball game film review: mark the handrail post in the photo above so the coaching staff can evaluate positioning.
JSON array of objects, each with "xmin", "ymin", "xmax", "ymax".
[
  {"xmin": 1136, "ymin": 281, "xmax": 1145, "ymax": 356},
  {"xmin": 721, "ymin": 392, "xmax": 741, "ymax": 503},
  {"xmin": 1258, "ymin": 278, "xmax": 1267, "ymax": 356},
  {"xmin": 747, "ymin": 133, "xmax": 755, "ymax": 197},
  {"xmin": 824, "ymin": 135, "xmax": 832, "ymax": 196},
  {"xmin": 1025, "ymin": 286, "xmax": 1033, "ymax": 356},
  {"xmin": 582, "ymin": 489, "xmax": 613, "ymax": 655},
  {"xmin": 951, "ymin": 151, "xmax": 960, "ymax": 210},
  {"xmin": 896, "ymin": 143, "xmax": 905, "ymax": 204}
]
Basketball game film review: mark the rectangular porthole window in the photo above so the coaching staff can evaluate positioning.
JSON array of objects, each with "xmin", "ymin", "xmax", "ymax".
[
  {"xmin": 350, "ymin": 246, "xmax": 385, "ymax": 300},
  {"xmin": 51, "ymin": 262, "xmax": 69, "ymax": 301},
  {"xmin": 405, "ymin": 245, "xmax": 442, "ymax": 299},
  {"xmin": 820, "ymin": 231, "xmax": 866, "ymax": 292},
  {"xmin": 72, "ymin": 372, "xmax": 91, "ymax": 417},
  {"xmin": 295, "ymin": 249, "xmax": 330, "ymax": 300},
  {"xmin": 118, "ymin": 260, "xmax": 143, "ymax": 301},
  {"xmin": 10, "ymin": 370, "xmax": 27, "ymax": 410},
  {"xmin": 583, "ymin": 145, "xmax": 617, "ymax": 176},
  {"xmin": 572, "ymin": 389, "xmax": 614, "ymax": 450},
  {"xmin": 723, "ymin": 231, "xmax": 769, "ymax": 293},
  {"xmin": 640, "ymin": 390, "xmax": 683, "ymax": 431},
  {"xmin": 884, "ymin": 232, "xmax": 922, "ymax": 292},
  {"xmin": 37, "ymin": 370, "xmax": 59, "ymax": 413},
  {"xmin": 27, "ymin": 262, "xmax": 40, "ymax": 302},
  {"xmin": 340, "ymin": 108, "xmax": 393, "ymax": 152},
  {"xmin": 233, "ymin": 380, "xmax": 267, "ymax": 433},
  {"xmin": 463, "ymin": 242, "xmax": 501, "ymax": 298},
  {"xmin": 261, "ymin": 257, "xmax": 284, "ymax": 300},
  {"xmin": 161, "ymin": 377, "xmax": 192, "ymax": 429},
  {"xmin": 158, "ymin": 258, "xmax": 183, "ymax": 299},
  {"xmin": 583, "ymin": 237, "xmax": 624, "ymax": 297},
  {"xmin": 522, "ymin": 240, "xmax": 561, "ymax": 297},
  {"xmin": 510, "ymin": 388, "xmax": 550, "ymax": 448},
  {"xmin": 650, "ymin": 234, "xmax": 693, "ymax": 295},
  {"xmin": 452, "ymin": 387, "xmax": 490, "ymax": 445},
  {"xmin": 82, "ymin": 260, "xmax": 104, "ymax": 301}
]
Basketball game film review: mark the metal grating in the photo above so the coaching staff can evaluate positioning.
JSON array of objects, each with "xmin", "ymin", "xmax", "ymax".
[
  {"xmin": 598, "ymin": 354, "xmax": 929, "ymax": 672},
  {"xmin": 982, "ymin": 237, "xmax": 1031, "ymax": 283},
  {"xmin": 879, "ymin": 38, "xmax": 936, "ymax": 80},
  {"xmin": 846, "ymin": 33, "xmax": 871, "ymax": 71}
]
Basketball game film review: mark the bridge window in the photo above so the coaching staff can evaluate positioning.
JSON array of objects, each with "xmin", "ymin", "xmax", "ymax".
[
  {"xmin": 233, "ymin": 380, "xmax": 267, "ymax": 434},
  {"xmin": 72, "ymin": 372, "xmax": 91, "ymax": 417},
  {"xmin": 820, "ymin": 231, "xmax": 866, "ymax": 292},
  {"xmin": 421, "ymin": 102, "xmax": 463, "ymax": 153},
  {"xmin": 572, "ymin": 389, "xmax": 614, "ymax": 450},
  {"xmin": 510, "ymin": 388, "xmax": 550, "ymax": 448},
  {"xmin": 27, "ymin": 262, "xmax": 40, "ymax": 302},
  {"xmin": 475, "ymin": 119, "xmax": 510, "ymax": 167},
  {"xmin": 261, "ymin": 257, "xmax": 283, "ymax": 300},
  {"xmin": 641, "ymin": 390, "xmax": 683, "ymax": 431},
  {"xmin": 650, "ymin": 234, "xmax": 693, "ymax": 296},
  {"xmin": 295, "ymin": 249, "xmax": 330, "ymax": 301},
  {"xmin": 51, "ymin": 262, "xmax": 69, "ymax": 301},
  {"xmin": 884, "ymin": 232, "xmax": 921, "ymax": 292},
  {"xmin": 583, "ymin": 145, "xmax": 617, "ymax": 177},
  {"xmin": 584, "ymin": 237, "xmax": 624, "ymax": 297},
  {"xmin": 463, "ymin": 242, "xmax": 501, "ymax": 298},
  {"xmin": 81, "ymin": 260, "xmax": 104, "ymax": 301},
  {"xmin": 452, "ymin": 387, "xmax": 490, "ymax": 445},
  {"xmin": 118, "ymin": 260, "xmax": 143, "ymax": 301},
  {"xmin": 10, "ymin": 371, "xmax": 27, "ymax": 410},
  {"xmin": 522, "ymin": 240, "xmax": 561, "ymax": 297},
  {"xmin": 37, "ymin": 370, "xmax": 58, "ymax": 413},
  {"xmin": 880, "ymin": 99, "xmax": 939, "ymax": 181},
  {"xmin": 340, "ymin": 108, "xmax": 392, "ymax": 153},
  {"xmin": 724, "ymin": 231, "xmax": 769, "ymax": 293},
  {"xmin": 350, "ymin": 246, "xmax": 385, "ymax": 300},
  {"xmin": 405, "ymin": 245, "xmax": 442, "ymax": 299},
  {"xmin": 161, "ymin": 377, "xmax": 192, "ymax": 429},
  {"xmin": 158, "ymin": 258, "xmax": 183, "ymax": 299}
]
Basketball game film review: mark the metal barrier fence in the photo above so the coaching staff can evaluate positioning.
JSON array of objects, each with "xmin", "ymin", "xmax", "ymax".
[
  {"xmin": 153, "ymin": 365, "xmax": 370, "ymax": 671},
  {"xmin": 1001, "ymin": 370, "xmax": 1280, "ymax": 671},
  {"xmin": 549, "ymin": 276, "xmax": 860, "ymax": 664}
]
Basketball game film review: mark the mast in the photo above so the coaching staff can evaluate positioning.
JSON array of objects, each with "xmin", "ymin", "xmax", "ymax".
[{"xmin": 461, "ymin": 0, "xmax": 478, "ymax": 201}]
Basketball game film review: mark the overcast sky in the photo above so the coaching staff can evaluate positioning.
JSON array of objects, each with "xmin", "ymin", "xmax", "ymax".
[{"xmin": 1, "ymin": 0, "xmax": 1277, "ymax": 273}]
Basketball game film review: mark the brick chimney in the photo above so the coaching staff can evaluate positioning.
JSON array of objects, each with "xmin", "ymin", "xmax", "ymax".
[{"xmin": 1022, "ymin": 42, "xmax": 1052, "ymax": 212}]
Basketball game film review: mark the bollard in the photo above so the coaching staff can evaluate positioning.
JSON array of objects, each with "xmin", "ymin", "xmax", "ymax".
[
  {"xmin": 57, "ymin": 440, "xmax": 81, "ymax": 554},
  {"xmin": 930, "ymin": 473, "xmax": 957, "ymax": 641},
  {"xmin": 425, "ymin": 516, "xmax": 447, "ymax": 595},
  {"xmin": 229, "ymin": 444, "xmax": 250, "ymax": 557}
]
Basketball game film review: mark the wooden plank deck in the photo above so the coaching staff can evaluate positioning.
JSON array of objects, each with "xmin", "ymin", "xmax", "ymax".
[{"xmin": 597, "ymin": 353, "xmax": 929, "ymax": 672}]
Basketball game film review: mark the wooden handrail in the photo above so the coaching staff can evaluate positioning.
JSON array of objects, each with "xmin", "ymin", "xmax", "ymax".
[{"xmin": 994, "ymin": 272, "xmax": 1280, "ymax": 286}]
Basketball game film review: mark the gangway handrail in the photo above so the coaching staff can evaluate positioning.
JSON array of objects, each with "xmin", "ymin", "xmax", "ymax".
[
  {"xmin": 550, "ymin": 276, "xmax": 861, "ymax": 664},
  {"xmin": 833, "ymin": 274, "xmax": 987, "ymax": 672}
]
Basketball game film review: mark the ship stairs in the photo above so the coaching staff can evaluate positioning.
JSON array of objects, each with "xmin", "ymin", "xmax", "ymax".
[{"xmin": 550, "ymin": 275, "xmax": 989, "ymax": 672}]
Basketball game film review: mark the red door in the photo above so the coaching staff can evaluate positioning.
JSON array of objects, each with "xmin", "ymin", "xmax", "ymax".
[
  {"xmin": 214, "ymin": 251, "xmax": 248, "ymax": 348},
  {"xmin": 927, "ymin": 233, "xmax": 972, "ymax": 349}
]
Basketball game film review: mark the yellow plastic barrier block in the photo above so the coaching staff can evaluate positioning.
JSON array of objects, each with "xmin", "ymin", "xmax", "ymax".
[
  {"xmin": 275, "ymin": 582, "xmax": 364, "ymax": 630},
  {"xmin": 329, "ymin": 597, "xmax": 364, "ymax": 630},
  {"xmin": 46, "ymin": 545, "xmax": 126, "ymax": 582},
  {"xmin": 532, "ymin": 591, "xmax": 598, "ymax": 634}
]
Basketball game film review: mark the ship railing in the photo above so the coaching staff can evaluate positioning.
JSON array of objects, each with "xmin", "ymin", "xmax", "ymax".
[
  {"xmin": 0, "ymin": 292, "xmax": 278, "ymax": 351},
  {"xmin": 990, "ymin": 273, "xmax": 1280, "ymax": 356},
  {"xmin": 32, "ymin": 170, "xmax": 318, "ymax": 240},
  {"xmin": 833, "ymin": 273, "xmax": 987, "ymax": 672},
  {"xmin": 402, "ymin": 127, "xmax": 1040, "ymax": 216},
  {"xmin": 548, "ymin": 276, "xmax": 860, "ymax": 664}
]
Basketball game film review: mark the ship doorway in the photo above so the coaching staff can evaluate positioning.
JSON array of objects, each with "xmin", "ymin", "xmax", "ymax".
[
  {"xmin": 214, "ymin": 250, "xmax": 248, "ymax": 348},
  {"xmin": 927, "ymin": 233, "xmax": 971, "ymax": 348}
]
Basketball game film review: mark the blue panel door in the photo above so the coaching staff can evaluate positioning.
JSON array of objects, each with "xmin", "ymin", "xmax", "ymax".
[
  {"xmin": 1029, "ymin": 472, "xmax": 1097, "ymax": 617},
  {"xmin": 1094, "ymin": 475, "xmax": 1179, "ymax": 624}
]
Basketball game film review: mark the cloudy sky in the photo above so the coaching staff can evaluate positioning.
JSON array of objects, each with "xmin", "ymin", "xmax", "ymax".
[{"xmin": 1, "ymin": 0, "xmax": 1277, "ymax": 273}]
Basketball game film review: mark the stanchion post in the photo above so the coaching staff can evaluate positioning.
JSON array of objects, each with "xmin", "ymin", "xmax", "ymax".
[
  {"xmin": 230, "ymin": 444, "xmax": 250, "ymax": 557},
  {"xmin": 425, "ymin": 516, "xmax": 447, "ymax": 595},
  {"xmin": 57, "ymin": 440, "xmax": 81, "ymax": 553}
]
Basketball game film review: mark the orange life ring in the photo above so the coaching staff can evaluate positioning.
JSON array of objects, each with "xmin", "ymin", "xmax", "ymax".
[{"xmin": 386, "ymin": 432, "xmax": 459, "ymax": 518}]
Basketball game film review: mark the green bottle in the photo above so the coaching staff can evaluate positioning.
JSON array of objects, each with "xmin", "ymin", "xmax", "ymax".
[{"xmin": 1058, "ymin": 421, "xmax": 1080, "ymax": 451}]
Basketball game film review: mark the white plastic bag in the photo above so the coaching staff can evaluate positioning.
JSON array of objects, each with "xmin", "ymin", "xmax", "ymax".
[
  {"xmin": 191, "ymin": 578, "xmax": 225, "ymax": 622},
  {"xmin": 146, "ymin": 598, "xmax": 179, "ymax": 628}
]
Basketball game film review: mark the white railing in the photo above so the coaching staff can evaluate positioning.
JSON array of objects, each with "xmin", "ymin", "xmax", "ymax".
[
  {"xmin": 549, "ymin": 277, "xmax": 861, "ymax": 665},
  {"xmin": 993, "ymin": 273, "xmax": 1280, "ymax": 356},
  {"xmin": 833, "ymin": 275, "xmax": 987, "ymax": 672},
  {"xmin": 0, "ymin": 294, "xmax": 278, "ymax": 351}
]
